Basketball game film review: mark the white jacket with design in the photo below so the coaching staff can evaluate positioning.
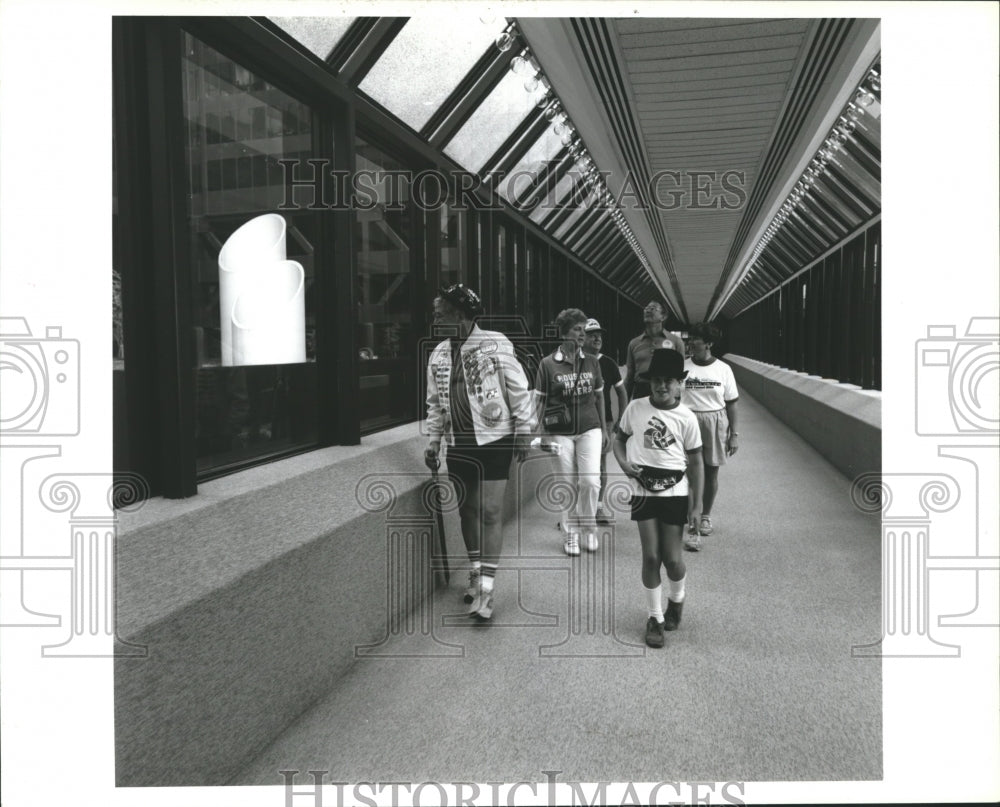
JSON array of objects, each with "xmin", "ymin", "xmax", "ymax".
[{"xmin": 425, "ymin": 325, "xmax": 537, "ymax": 446}]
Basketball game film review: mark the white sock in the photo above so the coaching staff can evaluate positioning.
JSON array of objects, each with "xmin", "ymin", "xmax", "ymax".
[
  {"xmin": 644, "ymin": 584, "xmax": 663, "ymax": 621},
  {"xmin": 666, "ymin": 574, "xmax": 686, "ymax": 603}
]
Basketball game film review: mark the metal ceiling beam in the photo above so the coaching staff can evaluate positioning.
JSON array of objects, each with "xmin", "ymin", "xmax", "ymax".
[{"xmin": 335, "ymin": 18, "xmax": 408, "ymax": 87}]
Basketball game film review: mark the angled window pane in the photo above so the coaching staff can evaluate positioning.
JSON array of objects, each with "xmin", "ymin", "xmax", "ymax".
[
  {"xmin": 359, "ymin": 16, "xmax": 506, "ymax": 132},
  {"xmin": 553, "ymin": 204, "xmax": 588, "ymax": 241},
  {"xmin": 440, "ymin": 201, "xmax": 467, "ymax": 288},
  {"xmin": 269, "ymin": 16, "xmax": 356, "ymax": 60},
  {"xmin": 831, "ymin": 148, "xmax": 881, "ymax": 208},
  {"xmin": 570, "ymin": 209, "xmax": 608, "ymax": 253},
  {"xmin": 355, "ymin": 138, "xmax": 418, "ymax": 434},
  {"xmin": 444, "ymin": 69, "xmax": 538, "ymax": 174},
  {"xmin": 529, "ymin": 171, "xmax": 579, "ymax": 224},
  {"xmin": 497, "ymin": 127, "xmax": 563, "ymax": 204},
  {"xmin": 813, "ymin": 176, "xmax": 864, "ymax": 227}
]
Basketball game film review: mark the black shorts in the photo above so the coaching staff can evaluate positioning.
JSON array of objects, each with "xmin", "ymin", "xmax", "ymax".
[
  {"xmin": 630, "ymin": 495, "xmax": 688, "ymax": 525},
  {"xmin": 446, "ymin": 436, "xmax": 515, "ymax": 484}
]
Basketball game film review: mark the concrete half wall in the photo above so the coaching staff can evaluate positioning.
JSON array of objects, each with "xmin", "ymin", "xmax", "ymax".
[
  {"xmin": 114, "ymin": 425, "xmax": 552, "ymax": 787},
  {"xmin": 725, "ymin": 354, "xmax": 881, "ymax": 480}
]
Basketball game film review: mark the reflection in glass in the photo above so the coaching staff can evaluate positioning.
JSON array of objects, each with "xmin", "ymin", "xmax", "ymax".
[
  {"xmin": 181, "ymin": 32, "xmax": 319, "ymax": 474},
  {"xmin": 440, "ymin": 201, "xmax": 466, "ymax": 289},
  {"xmin": 359, "ymin": 16, "xmax": 506, "ymax": 132},
  {"xmin": 525, "ymin": 238, "xmax": 544, "ymax": 337},
  {"xmin": 494, "ymin": 223, "xmax": 510, "ymax": 316},
  {"xmin": 112, "ymin": 98, "xmax": 128, "ymax": 474},
  {"xmin": 356, "ymin": 137, "xmax": 416, "ymax": 433}
]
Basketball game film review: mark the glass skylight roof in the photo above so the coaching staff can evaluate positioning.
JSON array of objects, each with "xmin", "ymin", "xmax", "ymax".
[
  {"xmin": 359, "ymin": 16, "xmax": 506, "ymax": 132},
  {"xmin": 528, "ymin": 170, "xmax": 584, "ymax": 225},
  {"xmin": 444, "ymin": 69, "xmax": 539, "ymax": 174},
  {"xmin": 269, "ymin": 16, "xmax": 355, "ymax": 61},
  {"xmin": 496, "ymin": 127, "xmax": 564, "ymax": 204},
  {"xmin": 553, "ymin": 204, "xmax": 589, "ymax": 241}
]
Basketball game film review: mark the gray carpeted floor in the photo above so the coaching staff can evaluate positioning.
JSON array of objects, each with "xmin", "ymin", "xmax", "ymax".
[{"xmin": 232, "ymin": 389, "xmax": 882, "ymax": 785}]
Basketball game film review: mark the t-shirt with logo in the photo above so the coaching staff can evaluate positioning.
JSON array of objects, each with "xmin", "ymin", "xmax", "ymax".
[
  {"xmin": 535, "ymin": 348, "xmax": 604, "ymax": 435},
  {"xmin": 617, "ymin": 397, "xmax": 701, "ymax": 497},
  {"xmin": 682, "ymin": 357, "xmax": 739, "ymax": 412}
]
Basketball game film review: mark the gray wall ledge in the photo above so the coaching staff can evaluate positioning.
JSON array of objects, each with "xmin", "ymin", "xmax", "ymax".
[
  {"xmin": 114, "ymin": 421, "xmax": 551, "ymax": 787},
  {"xmin": 725, "ymin": 354, "xmax": 881, "ymax": 480}
]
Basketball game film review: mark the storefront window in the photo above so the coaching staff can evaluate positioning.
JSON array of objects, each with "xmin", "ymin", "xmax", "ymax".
[
  {"xmin": 356, "ymin": 137, "xmax": 416, "ymax": 433},
  {"xmin": 181, "ymin": 32, "xmax": 319, "ymax": 475}
]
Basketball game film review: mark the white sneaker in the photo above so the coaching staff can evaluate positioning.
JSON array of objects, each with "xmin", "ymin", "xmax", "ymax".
[
  {"xmin": 463, "ymin": 568, "xmax": 481, "ymax": 605},
  {"xmin": 582, "ymin": 532, "xmax": 599, "ymax": 552},
  {"xmin": 564, "ymin": 533, "xmax": 581, "ymax": 556},
  {"xmin": 684, "ymin": 523, "xmax": 703, "ymax": 552},
  {"xmin": 471, "ymin": 586, "xmax": 494, "ymax": 620}
]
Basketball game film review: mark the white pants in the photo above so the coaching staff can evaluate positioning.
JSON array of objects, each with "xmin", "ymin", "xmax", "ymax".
[{"xmin": 551, "ymin": 428, "xmax": 602, "ymax": 530}]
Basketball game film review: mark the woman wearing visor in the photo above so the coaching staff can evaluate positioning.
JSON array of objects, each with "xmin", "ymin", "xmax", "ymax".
[{"xmin": 534, "ymin": 308, "xmax": 606, "ymax": 556}]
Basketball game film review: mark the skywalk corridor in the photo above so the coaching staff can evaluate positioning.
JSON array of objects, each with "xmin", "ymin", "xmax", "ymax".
[{"xmin": 232, "ymin": 386, "xmax": 881, "ymax": 785}]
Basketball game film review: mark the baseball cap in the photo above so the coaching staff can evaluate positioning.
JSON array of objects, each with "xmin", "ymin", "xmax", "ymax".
[
  {"xmin": 584, "ymin": 318, "xmax": 603, "ymax": 333},
  {"xmin": 438, "ymin": 284, "xmax": 483, "ymax": 318}
]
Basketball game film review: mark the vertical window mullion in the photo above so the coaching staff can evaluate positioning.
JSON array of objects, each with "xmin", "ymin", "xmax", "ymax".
[
  {"xmin": 329, "ymin": 101, "xmax": 359, "ymax": 444},
  {"xmin": 147, "ymin": 20, "xmax": 197, "ymax": 497}
]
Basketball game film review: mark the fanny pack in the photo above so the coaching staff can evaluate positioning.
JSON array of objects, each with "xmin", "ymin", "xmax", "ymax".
[
  {"xmin": 636, "ymin": 465, "xmax": 685, "ymax": 493},
  {"xmin": 543, "ymin": 403, "xmax": 572, "ymax": 429}
]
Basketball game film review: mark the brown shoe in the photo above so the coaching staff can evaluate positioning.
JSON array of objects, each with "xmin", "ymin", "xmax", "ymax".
[
  {"xmin": 645, "ymin": 616, "xmax": 665, "ymax": 648},
  {"xmin": 663, "ymin": 599, "xmax": 684, "ymax": 631}
]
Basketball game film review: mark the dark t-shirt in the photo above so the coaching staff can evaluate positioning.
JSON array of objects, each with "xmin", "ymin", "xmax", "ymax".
[
  {"xmin": 598, "ymin": 354, "xmax": 622, "ymax": 422},
  {"xmin": 626, "ymin": 330, "xmax": 685, "ymax": 400},
  {"xmin": 534, "ymin": 349, "xmax": 604, "ymax": 435}
]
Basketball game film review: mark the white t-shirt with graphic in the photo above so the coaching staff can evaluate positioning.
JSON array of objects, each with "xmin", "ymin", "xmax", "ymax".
[
  {"xmin": 617, "ymin": 397, "xmax": 702, "ymax": 497},
  {"xmin": 682, "ymin": 358, "xmax": 739, "ymax": 412}
]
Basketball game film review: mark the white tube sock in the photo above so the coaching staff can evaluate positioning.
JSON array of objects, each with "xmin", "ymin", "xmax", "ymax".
[
  {"xmin": 644, "ymin": 583, "xmax": 663, "ymax": 621},
  {"xmin": 666, "ymin": 574, "xmax": 686, "ymax": 603}
]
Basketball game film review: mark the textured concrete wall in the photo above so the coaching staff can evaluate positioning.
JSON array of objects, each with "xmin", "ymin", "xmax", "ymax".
[
  {"xmin": 725, "ymin": 355, "xmax": 881, "ymax": 480},
  {"xmin": 114, "ymin": 426, "xmax": 552, "ymax": 787}
]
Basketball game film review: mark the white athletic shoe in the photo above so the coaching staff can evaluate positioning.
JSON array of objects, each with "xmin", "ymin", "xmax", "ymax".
[
  {"xmin": 564, "ymin": 533, "xmax": 581, "ymax": 556},
  {"xmin": 582, "ymin": 532, "xmax": 599, "ymax": 552},
  {"xmin": 463, "ymin": 568, "xmax": 481, "ymax": 605}
]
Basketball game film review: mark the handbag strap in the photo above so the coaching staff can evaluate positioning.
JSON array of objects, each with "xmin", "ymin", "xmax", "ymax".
[{"xmin": 570, "ymin": 352, "xmax": 584, "ymax": 398}]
